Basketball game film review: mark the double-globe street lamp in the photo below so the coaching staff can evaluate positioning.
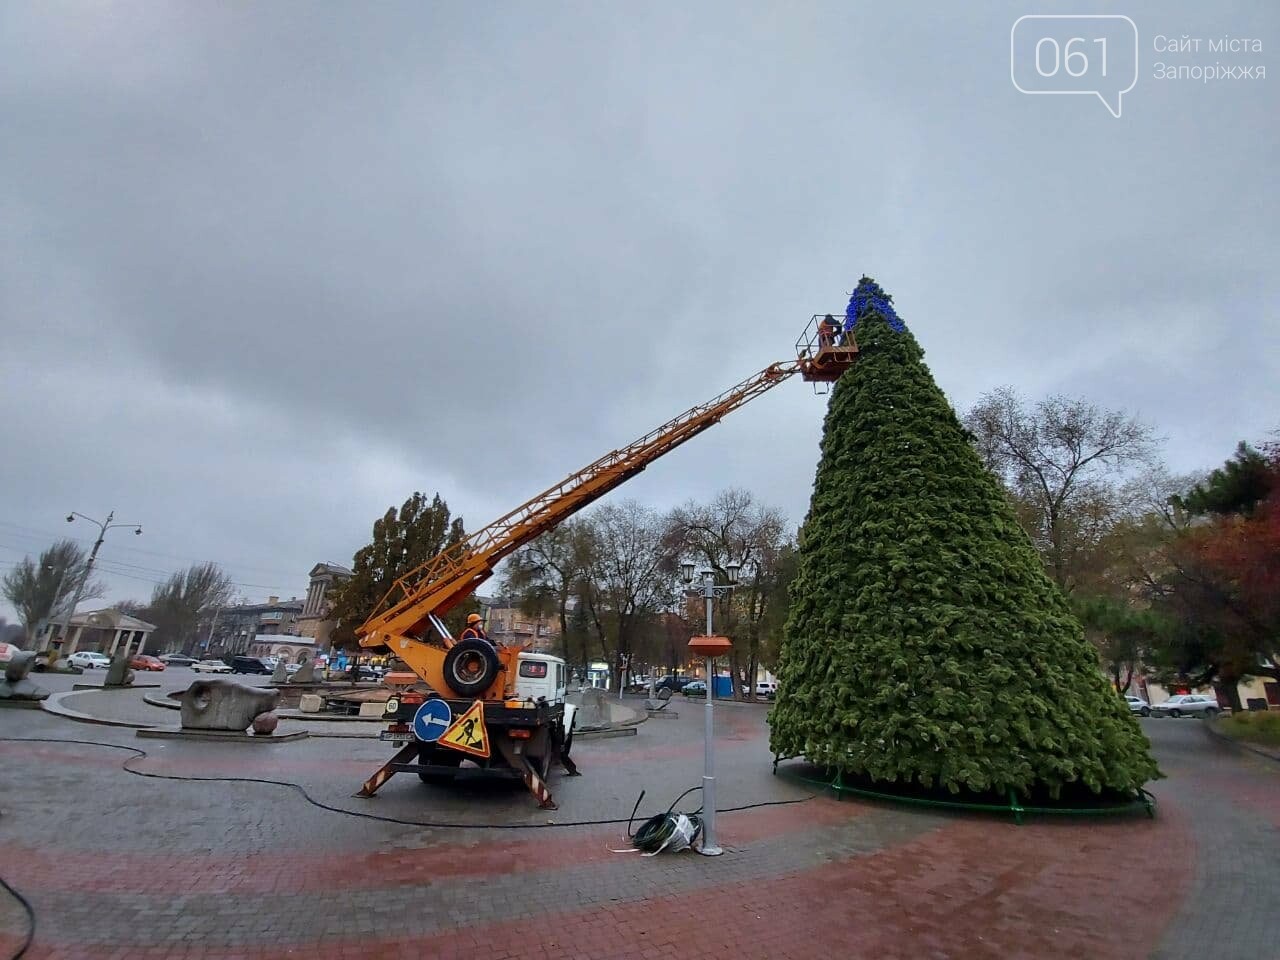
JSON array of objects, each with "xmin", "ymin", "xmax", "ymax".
[
  {"xmin": 680, "ymin": 558, "xmax": 740, "ymax": 857},
  {"xmin": 55, "ymin": 510, "xmax": 142, "ymax": 654}
]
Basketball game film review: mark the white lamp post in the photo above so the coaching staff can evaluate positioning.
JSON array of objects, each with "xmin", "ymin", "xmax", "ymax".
[{"xmin": 682, "ymin": 559, "xmax": 740, "ymax": 856}]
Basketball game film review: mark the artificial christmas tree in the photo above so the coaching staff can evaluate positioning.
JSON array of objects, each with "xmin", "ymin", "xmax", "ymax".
[{"xmin": 770, "ymin": 278, "xmax": 1157, "ymax": 799}]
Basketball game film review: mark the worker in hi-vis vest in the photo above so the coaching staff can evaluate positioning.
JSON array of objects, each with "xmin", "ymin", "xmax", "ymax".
[{"xmin": 460, "ymin": 613, "xmax": 492, "ymax": 644}]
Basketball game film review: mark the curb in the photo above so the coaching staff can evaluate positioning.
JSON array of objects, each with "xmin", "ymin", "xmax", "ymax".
[
  {"xmin": 1203, "ymin": 718, "xmax": 1280, "ymax": 765},
  {"xmin": 574, "ymin": 726, "xmax": 638, "ymax": 741},
  {"xmin": 40, "ymin": 691, "xmax": 158, "ymax": 729},
  {"xmin": 136, "ymin": 726, "xmax": 309, "ymax": 743},
  {"xmin": 142, "ymin": 694, "xmax": 181, "ymax": 711},
  {"xmin": 73, "ymin": 681, "xmax": 161, "ymax": 691}
]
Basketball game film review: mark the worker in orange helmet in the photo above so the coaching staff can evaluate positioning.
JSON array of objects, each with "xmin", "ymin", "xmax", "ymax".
[{"xmin": 460, "ymin": 613, "xmax": 492, "ymax": 645}]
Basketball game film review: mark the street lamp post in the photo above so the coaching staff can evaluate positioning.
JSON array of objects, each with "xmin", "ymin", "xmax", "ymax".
[
  {"xmin": 59, "ymin": 511, "xmax": 142, "ymax": 655},
  {"xmin": 681, "ymin": 559, "xmax": 740, "ymax": 857},
  {"xmin": 32, "ymin": 562, "xmax": 70, "ymax": 651}
]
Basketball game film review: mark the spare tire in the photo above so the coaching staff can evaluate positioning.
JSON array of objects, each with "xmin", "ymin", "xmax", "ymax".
[{"xmin": 442, "ymin": 637, "xmax": 500, "ymax": 697}]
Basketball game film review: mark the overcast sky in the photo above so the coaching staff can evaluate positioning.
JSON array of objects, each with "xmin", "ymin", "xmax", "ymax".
[{"xmin": 2, "ymin": 1, "xmax": 1276, "ymax": 618}]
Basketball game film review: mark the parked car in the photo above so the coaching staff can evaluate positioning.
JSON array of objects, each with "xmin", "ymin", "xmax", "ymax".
[
  {"xmin": 742, "ymin": 681, "xmax": 778, "ymax": 699},
  {"xmin": 683, "ymin": 680, "xmax": 708, "ymax": 697},
  {"xmin": 67, "ymin": 651, "xmax": 111, "ymax": 670},
  {"xmin": 1151, "ymin": 694, "xmax": 1222, "ymax": 718},
  {"xmin": 285, "ymin": 662, "xmax": 302, "ymax": 676},
  {"xmin": 231, "ymin": 656, "xmax": 272, "ymax": 675},
  {"xmin": 192, "ymin": 659, "xmax": 232, "ymax": 674},
  {"xmin": 129, "ymin": 654, "xmax": 166, "ymax": 671},
  {"xmin": 1125, "ymin": 695, "xmax": 1151, "ymax": 716},
  {"xmin": 158, "ymin": 654, "xmax": 197, "ymax": 667},
  {"xmin": 651, "ymin": 675, "xmax": 692, "ymax": 700}
]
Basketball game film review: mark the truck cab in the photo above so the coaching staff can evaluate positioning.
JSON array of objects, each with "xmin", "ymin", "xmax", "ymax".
[{"xmin": 513, "ymin": 652, "xmax": 568, "ymax": 704}]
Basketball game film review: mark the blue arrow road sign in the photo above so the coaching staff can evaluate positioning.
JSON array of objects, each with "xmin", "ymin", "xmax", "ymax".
[{"xmin": 413, "ymin": 699, "xmax": 453, "ymax": 743}]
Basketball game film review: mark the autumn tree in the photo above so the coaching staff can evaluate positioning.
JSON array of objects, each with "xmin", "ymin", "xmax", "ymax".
[
  {"xmin": 771, "ymin": 277, "xmax": 1157, "ymax": 799},
  {"xmin": 1143, "ymin": 441, "xmax": 1280, "ymax": 707},
  {"xmin": 963, "ymin": 387, "xmax": 1157, "ymax": 592},
  {"xmin": 327, "ymin": 492, "xmax": 468, "ymax": 650}
]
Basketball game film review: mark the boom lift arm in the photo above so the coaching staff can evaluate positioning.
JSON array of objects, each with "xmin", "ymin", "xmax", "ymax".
[
  {"xmin": 358, "ymin": 319, "xmax": 856, "ymax": 699},
  {"xmin": 358, "ymin": 360, "xmax": 801, "ymax": 690}
]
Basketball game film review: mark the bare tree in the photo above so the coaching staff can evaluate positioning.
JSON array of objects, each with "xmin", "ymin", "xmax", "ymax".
[
  {"xmin": 667, "ymin": 489, "xmax": 791, "ymax": 699},
  {"xmin": 1, "ymin": 539, "xmax": 105, "ymax": 644},
  {"xmin": 500, "ymin": 518, "xmax": 595, "ymax": 669},
  {"xmin": 963, "ymin": 387, "xmax": 1159, "ymax": 592},
  {"xmin": 143, "ymin": 563, "xmax": 234, "ymax": 654},
  {"xmin": 577, "ymin": 501, "xmax": 672, "ymax": 692}
]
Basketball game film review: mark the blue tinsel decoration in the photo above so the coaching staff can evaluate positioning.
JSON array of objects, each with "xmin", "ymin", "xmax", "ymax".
[{"xmin": 843, "ymin": 278, "xmax": 905, "ymax": 334}]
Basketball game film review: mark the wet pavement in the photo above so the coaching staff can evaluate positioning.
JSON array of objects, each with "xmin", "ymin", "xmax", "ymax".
[{"xmin": 0, "ymin": 696, "xmax": 1275, "ymax": 959}]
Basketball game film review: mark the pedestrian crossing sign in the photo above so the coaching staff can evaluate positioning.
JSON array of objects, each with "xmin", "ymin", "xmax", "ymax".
[{"xmin": 439, "ymin": 699, "xmax": 490, "ymax": 758}]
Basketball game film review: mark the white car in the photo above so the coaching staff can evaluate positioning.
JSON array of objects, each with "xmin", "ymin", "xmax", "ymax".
[
  {"xmin": 192, "ymin": 659, "xmax": 232, "ymax": 674},
  {"xmin": 67, "ymin": 651, "xmax": 111, "ymax": 670},
  {"xmin": 1125, "ymin": 695, "xmax": 1151, "ymax": 717},
  {"xmin": 1151, "ymin": 694, "xmax": 1221, "ymax": 718}
]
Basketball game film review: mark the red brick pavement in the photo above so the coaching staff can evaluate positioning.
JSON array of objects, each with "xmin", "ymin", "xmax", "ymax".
[
  {"xmin": 0, "ymin": 797, "xmax": 859, "ymax": 896},
  {"xmin": 1, "ymin": 799, "xmax": 1191, "ymax": 960}
]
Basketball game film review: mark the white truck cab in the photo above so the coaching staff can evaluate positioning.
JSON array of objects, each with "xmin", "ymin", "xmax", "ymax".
[{"xmin": 513, "ymin": 652, "xmax": 576, "ymax": 731}]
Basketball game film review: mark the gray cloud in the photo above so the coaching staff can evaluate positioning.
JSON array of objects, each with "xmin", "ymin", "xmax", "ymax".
[{"xmin": 3, "ymin": 1, "xmax": 1276, "ymax": 613}]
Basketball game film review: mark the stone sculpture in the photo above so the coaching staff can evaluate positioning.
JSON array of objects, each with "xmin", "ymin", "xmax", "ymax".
[
  {"xmin": 180, "ymin": 678, "xmax": 279, "ymax": 732},
  {"xmin": 0, "ymin": 650, "xmax": 50, "ymax": 702}
]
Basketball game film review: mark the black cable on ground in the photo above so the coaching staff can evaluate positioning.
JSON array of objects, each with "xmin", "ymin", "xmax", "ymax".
[
  {"xmin": 0, "ymin": 736, "xmax": 815, "ymax": 959},
  {"xmin": 0, "ymin": 873, "xmax": 34, "ymax": 960},
  {"xmin": 0, "ymin": 737, "xmax": 814, "ymax": 830}
]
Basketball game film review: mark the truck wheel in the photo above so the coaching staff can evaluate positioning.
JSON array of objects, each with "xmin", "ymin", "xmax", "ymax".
[
  {"xmin": 442, "ymin": 638, "xmax": 500, "ymax": 697},
  {"xmin": 417, "ymin": 746, "xmax": 462, "ymax": 785}
]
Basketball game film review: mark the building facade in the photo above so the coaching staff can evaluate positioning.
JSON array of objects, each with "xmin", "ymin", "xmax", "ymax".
[
  {"xmin": 295, "ymin": 562, "xmax": 351, "ymax": 649},
  {"xmin": 480, "ymin": 596, "xmax": 560, "ymax": 653},
  {"xmin": 246, "ymin": 634, "xmax": 318, "ymax": 664},
  {"xmin": 56, "ymin": 608, "xmax": 157, "ymax": 658},
  {"xmin": 207, "ymin": 597, "xmax": 304, "ymax": 657}
]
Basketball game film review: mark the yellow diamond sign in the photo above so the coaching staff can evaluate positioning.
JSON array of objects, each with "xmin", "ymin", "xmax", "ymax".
[{"xmin": 439, "ymin": 699, "xmax": 490, "ymax": 759}]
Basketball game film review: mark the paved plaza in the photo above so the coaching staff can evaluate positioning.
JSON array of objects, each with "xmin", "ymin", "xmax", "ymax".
[{"xmin": 1, "ymin": 679, "xmax": 1277, "ymax": 959}]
